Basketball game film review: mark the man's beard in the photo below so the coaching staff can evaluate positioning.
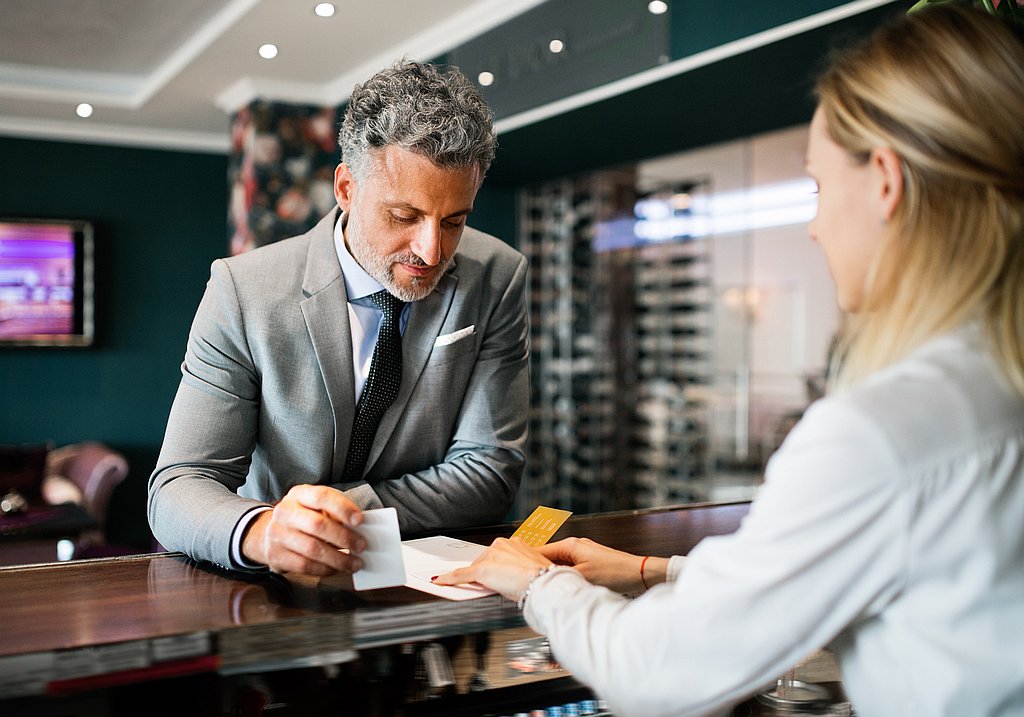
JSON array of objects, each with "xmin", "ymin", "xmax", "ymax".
[{"xmin": 349, "ymin": 236, "xmax": 451, "ymax": 303}]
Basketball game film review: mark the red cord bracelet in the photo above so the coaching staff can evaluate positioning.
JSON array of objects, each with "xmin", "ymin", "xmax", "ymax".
[{"xmin": 640, "ymin": 555, "xmax": 651, "ymax": 590}]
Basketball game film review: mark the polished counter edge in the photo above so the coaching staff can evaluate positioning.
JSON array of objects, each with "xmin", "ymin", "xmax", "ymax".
[{"xmin": 0, "ymin": 503, "xmax": 751, "ymax": 701}]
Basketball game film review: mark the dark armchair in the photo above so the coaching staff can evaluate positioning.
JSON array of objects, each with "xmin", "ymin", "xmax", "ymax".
[{"xmin": 43, "ymin": 441, "xmax": 129, "ymax": 554}]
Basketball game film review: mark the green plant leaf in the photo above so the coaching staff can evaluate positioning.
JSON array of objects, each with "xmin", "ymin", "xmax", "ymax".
[
  {"xmin": 908, "ymin": 0, "xmax": 966, "ymax": 12},
  {"xmin": 908, "ymin": 0, "xmax": 1024, "ymax": 21}
]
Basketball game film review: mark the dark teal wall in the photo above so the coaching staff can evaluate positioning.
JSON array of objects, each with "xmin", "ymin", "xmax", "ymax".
[
  {"xmin": 669, "ymin": 0, "xmax": 856, "ymax": 58},
  {"xmin": 0, "ymin": 137, "xmax": 227, "ymax": 546},
  {"xmin": 470, "ymin": 183, "xmax": 518, "ymax": 247}
]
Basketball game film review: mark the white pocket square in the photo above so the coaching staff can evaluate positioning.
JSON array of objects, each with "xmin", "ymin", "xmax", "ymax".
[{"xmin": 434, "ymin": 325, "xmax": 475, "ymax": 347}]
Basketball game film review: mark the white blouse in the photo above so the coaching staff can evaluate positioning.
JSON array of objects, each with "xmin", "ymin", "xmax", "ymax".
[{"xmin": 526, "ymin": 324, "xmax": 1024, "ymax": 717}]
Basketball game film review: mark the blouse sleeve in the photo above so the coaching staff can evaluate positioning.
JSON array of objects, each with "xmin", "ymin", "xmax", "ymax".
[
  {"xmin": 524, "ymin": 397, "xmax": 908, "ymax": 717},
  {"xmin": 665, "ymin": 555, "xmax": 687, "ymax": 583}
]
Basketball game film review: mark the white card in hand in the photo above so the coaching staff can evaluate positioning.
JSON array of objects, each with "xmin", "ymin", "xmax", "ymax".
[{"xmin": 351, "ymin": 507, "xmax": 406, "ymax": 591}]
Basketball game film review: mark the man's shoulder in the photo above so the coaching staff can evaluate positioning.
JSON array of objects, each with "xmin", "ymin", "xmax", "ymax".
[
  {"xmin": 456, "ymin": 226, "xmax": 524, "ymax": 267},
  {"xmin": 222, "ymin": 211, "xmax": 334, "ymax": 273},
  {"xmin": 210, "ymin": 234, "xmax": 317, "ymax": 304},
  {"xmin": 223, "ymin": 233, "xmax": 312, "ymax": 269}
]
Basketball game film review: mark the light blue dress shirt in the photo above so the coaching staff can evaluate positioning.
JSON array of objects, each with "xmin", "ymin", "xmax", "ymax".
[{"xmin": 332, "ymin": 215, "xmax": 411, "ymax": 403}]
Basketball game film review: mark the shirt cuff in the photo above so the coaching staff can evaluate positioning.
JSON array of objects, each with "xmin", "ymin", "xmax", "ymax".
[
  {"xmin": 230, "ymin": 505, "xmax": 272, "ymax": 569},
  {"xmin": 522, "ymin": 566, "xmax": 591, "ymax": 632},
  {"xmin": 665, "ymin": 555, "xmax": 687, "ymax": 583}
]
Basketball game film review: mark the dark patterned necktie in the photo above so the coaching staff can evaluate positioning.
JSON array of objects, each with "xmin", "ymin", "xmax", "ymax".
[{"xmin": 343, "ymin": 290, "xmax": 405, "ymax": 481}]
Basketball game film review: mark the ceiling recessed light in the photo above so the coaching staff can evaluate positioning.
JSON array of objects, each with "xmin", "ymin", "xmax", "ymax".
[
  {"xmin": 314, "ymin": 3, "xmax": 335, "ymax": 17},
  {"xmin": 648, "ymin": 1, "xmax": 668, "ymax": 14},
  {"xmin": 549, "ymin": 39, "xmax": 564, "ymax": 54},
  {"xmin": 258, "ymin": 43, "xmax": 278, "ymax": 60},
  {"xmin": 75, "ymin": 103, "xmax": 93, "ymax": 118},
  {"xmin": 477, "ymin": 71, "xmax": 494, "ymax": 87}
]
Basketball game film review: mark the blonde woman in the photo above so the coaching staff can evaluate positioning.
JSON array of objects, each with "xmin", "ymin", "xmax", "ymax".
[{"xmin": 436, "ymin": 6, "xmax": 1024, "ymax": 716}]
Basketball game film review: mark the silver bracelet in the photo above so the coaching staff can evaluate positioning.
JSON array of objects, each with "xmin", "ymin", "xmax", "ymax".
[{"xmin": 517, "ymin": 564, "xmax": 557, "ymax": 611}]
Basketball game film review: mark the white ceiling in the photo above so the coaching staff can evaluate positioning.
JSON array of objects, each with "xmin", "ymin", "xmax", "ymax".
[{"xmin": 0, "ymin": 0, "xmax": 544, "ymax": 153}]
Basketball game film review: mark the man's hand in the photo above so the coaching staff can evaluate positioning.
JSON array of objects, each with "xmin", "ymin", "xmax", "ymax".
[
  {"xmin": 539, "ymin": 537, "xmax": 667, "ymax": 593},
  {"xmin": 241, "ymin": 484, "xmax": 366, "ymax": 576}
]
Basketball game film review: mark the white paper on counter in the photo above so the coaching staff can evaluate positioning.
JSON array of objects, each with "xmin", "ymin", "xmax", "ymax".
[{"xmin": 401, "ymin": 536, "xmax": 497, "ymax": 600}]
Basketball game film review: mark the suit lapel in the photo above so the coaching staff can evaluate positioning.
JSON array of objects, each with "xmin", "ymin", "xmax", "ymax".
[
  {"xmin": 299, "ymin": 209, "xmax": 357, "ymax": 482},
  {"xmin": 364, "ymin": 266, "xmax": 459, "ymax": 476}
]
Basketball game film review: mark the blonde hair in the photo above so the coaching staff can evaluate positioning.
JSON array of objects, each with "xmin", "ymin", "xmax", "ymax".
[{"xmin": 817, "ymin": 5, "xmax": 1024, "ymax": 395}]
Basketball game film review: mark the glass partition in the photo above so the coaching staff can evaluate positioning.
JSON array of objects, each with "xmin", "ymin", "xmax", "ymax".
[{"xmin": 516, "ymin": 123, "xmax": 839, "ymax": 517}]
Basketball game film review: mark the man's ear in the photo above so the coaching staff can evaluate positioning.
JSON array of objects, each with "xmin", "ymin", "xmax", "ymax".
[
  {"xmin": 334, "ymin": 162, "xmax": 356, "ymax": 211},
  {"xmin": 872, "ymin": 146, "xmax": 904, "ymax": 223}
]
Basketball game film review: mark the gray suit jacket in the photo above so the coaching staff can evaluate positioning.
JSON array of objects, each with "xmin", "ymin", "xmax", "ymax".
[{"xmin": 148, "ymin": 209, "xmax": 529, "ymax": 568}]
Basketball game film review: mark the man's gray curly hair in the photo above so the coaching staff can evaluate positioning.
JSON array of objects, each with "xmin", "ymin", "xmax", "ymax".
[{"xmin": 339, "ymin": 59, "xmax": 497, "ymax": 180}]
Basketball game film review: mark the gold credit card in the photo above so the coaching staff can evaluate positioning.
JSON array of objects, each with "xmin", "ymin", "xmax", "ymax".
[{"xmin": 511, "ymin": 506, "xmax": 573, "ymax": 546}]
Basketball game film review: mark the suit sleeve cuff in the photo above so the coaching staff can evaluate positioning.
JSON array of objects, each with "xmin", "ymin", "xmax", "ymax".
[{"xmin": 230, "ymin": 506, "xmax": 272, "ymax": 569}]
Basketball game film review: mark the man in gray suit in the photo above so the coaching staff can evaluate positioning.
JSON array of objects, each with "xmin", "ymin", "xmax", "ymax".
[{"xmin": 149, "ymin": 60, "xmax": 528, "ymax": 576}]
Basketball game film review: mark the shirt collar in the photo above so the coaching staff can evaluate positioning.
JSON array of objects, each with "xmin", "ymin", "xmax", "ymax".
[{"xmin": 333, "ymin": 211, "xmax": 384, "ymax": 302}]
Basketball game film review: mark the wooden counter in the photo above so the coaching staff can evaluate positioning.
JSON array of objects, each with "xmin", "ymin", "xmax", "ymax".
[{"xmin": 0, "ymin": 502, "xmax": 751, "ymax": 714}]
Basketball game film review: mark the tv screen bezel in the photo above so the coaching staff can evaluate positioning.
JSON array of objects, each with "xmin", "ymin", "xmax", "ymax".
[{"xmin": 0, "ymin": 217, "xmax": 95, "ymax": 348}]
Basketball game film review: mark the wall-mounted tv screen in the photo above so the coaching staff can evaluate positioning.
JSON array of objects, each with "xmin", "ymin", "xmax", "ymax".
[{"xmin": 0, "ymin": 218, "xmax": 94, "ymax": 347}]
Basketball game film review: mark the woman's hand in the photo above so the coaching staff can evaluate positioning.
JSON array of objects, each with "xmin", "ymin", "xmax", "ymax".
[
  {"xmin": 432, "ymin": 537, "xmax": 553, "ymax": 601},
  {"xmin": 539, "ymin": 537, "xmax": 668, "ymax": 593}
]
